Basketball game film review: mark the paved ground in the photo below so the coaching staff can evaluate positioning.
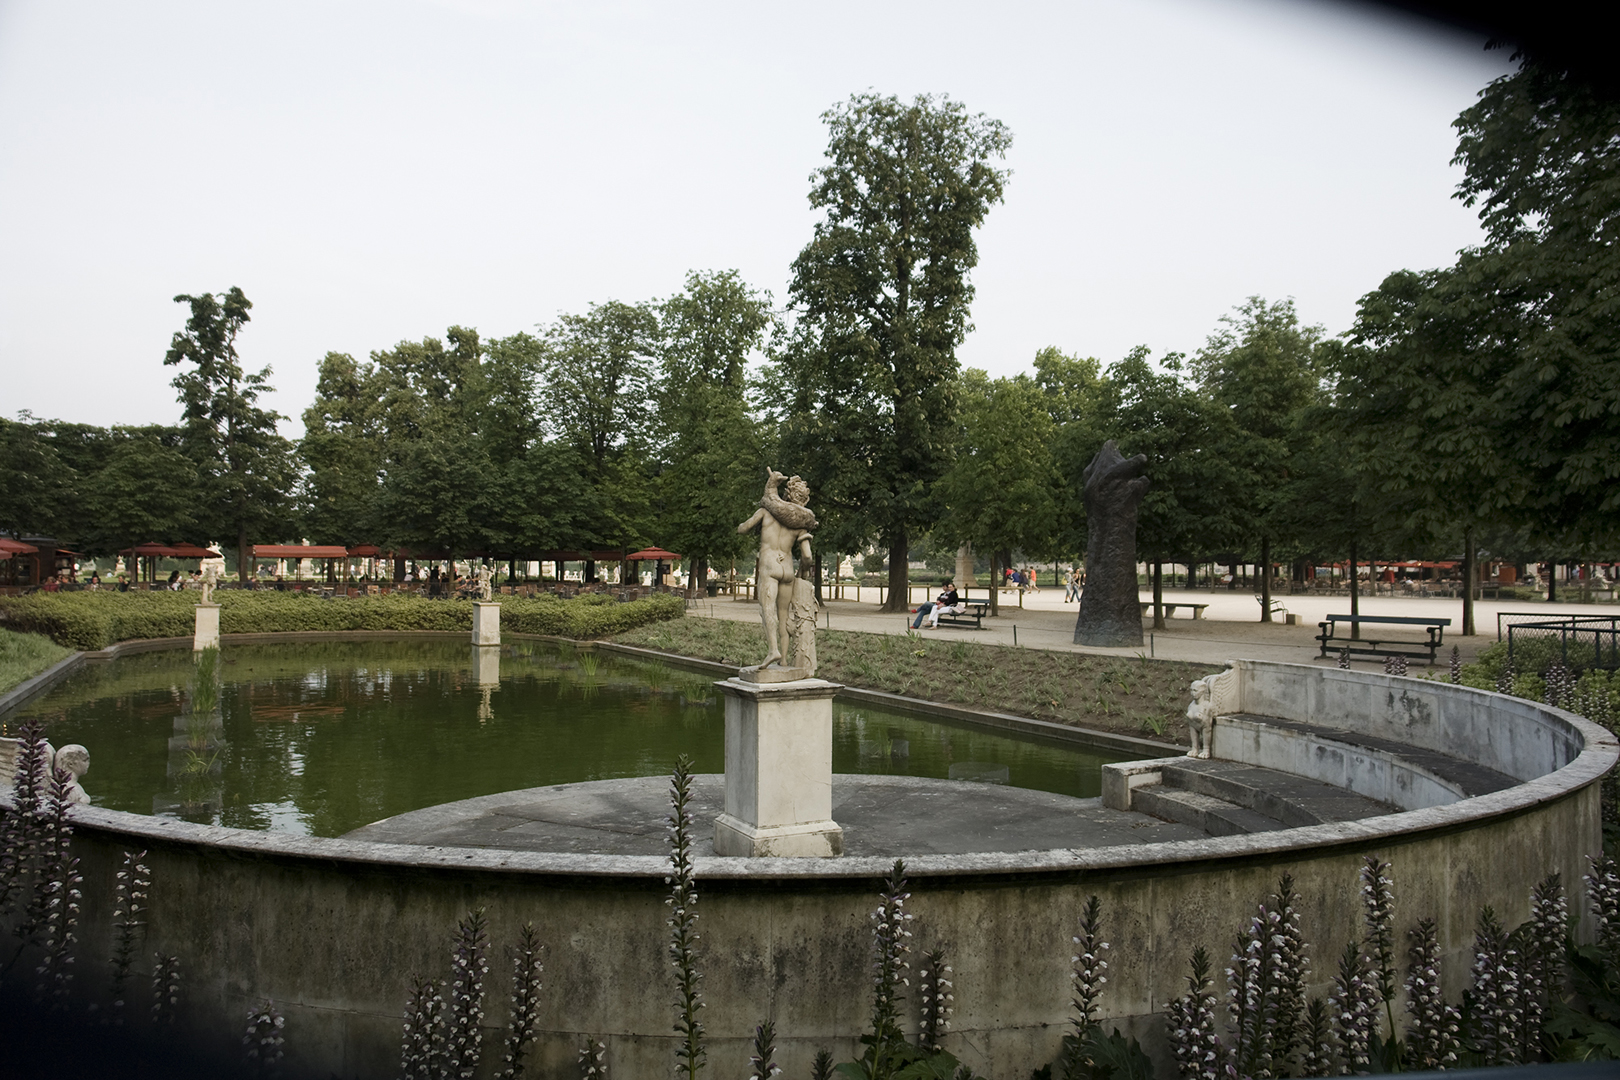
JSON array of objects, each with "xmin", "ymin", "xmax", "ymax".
[
  {"xmin": 684, "ymin": 585, "xmax": 1615, "ymax": 670},
  {"xmin": 344, "ymin": 774, "xmax": 1210, "ymax": 856}
]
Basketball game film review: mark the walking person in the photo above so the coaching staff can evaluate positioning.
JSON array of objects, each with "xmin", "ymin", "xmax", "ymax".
[{"xmin": 1065, "ymin": 566, "xmax": 1082, "ymax": 603}]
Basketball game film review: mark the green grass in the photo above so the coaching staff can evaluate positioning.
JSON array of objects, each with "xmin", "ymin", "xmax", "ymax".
[
  {"xmin": 614, "ymin": 616, "xmax": 1220, "ymax": 744},
  {"xmin": 0, "ymin": 627, "xmax": 72, "ymax": 695}
]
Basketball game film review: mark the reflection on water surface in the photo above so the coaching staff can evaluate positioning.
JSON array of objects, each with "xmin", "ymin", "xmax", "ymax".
[{"xmin": 4, "ymin": 640, "xmax": 1122, "ymax": 837}]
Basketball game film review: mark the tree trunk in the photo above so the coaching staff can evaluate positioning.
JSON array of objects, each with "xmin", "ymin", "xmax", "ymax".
[
  {"xmin": 1349, "ymin": 536, "xmax": 1360, "ymax": 640},
  {"xmin": 989, "ymin": 551, "xmax": 1000, "ymax": 617},
  {"xmin": 882, "ymin": 532, "xmax": 908, "ymax": 613},
  {"xmin": 1462, "ymin": 526, "xmax": 1476, "ymax": 636},
  {"xmin": 238, "ymin": 525, "xmax": 249, "ymax": 584},
  {"xmin": 1152, "ymin": 561, "xmax": 1165, "ymax": 629},
  {"xmin": 1549, "ymin": 561, "xmax": 1558, "ymax": 602},
  {"xmin": 814, "ymin": 556, "xmax": 823, "ymax": 605},
  {"xmin": 394, "ymin": 555, "xmax": 405, "ymax": 584},
  {"xmin": 1259, "ymin": 536, "xmax": 1273, "ymax": 623}
]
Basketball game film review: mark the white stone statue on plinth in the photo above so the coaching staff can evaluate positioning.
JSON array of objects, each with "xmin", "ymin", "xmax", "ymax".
[
  {"xmin": 194, "ymin": 566, "xmax": 222, "ymax": 651},
  {"xmin": 716, "ymin": 465, "xmax": 841, "ymax": 857},
  {"xmin": 736, "ymin": 468, "xmax": 819, "ymax": 680}
]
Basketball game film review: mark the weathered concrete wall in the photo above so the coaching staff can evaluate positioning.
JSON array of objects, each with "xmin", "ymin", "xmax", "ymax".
[
  {"xmin": 1214, "ymin": 713, "xmax": 1465, "ymax": 808},
  {"xmin": 1235, "ymin": 660, "xmax": 1585, "ymax": 780},
  {"xmin": 2, "ymin": 660, "xmax": 1614, "ymax": 1079}
]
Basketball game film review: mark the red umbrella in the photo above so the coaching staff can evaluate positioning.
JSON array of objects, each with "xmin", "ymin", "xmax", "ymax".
[
  {"xmin": 625, "ymin": 547, "xmax": 681, "ymax": 561},
  {"xmin": 0, "ymin": 537, "xmax": 39, "ymax": 554}
]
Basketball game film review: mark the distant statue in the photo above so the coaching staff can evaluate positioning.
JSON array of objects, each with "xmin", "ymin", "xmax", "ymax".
[
  {"xmin": 737, "ymin": 468, "xmax": 819, "ymax": 675},
  {"xmin": 1074, "ymin": 441, "xmax": 1150, "ymax": 647},
  {"xmin": 477, "ymin": 565, "xmax": 494, "ymax": 602},
  {"xmin": 199, "ymin": 564, "xmax": 219, "ymax": 605}
]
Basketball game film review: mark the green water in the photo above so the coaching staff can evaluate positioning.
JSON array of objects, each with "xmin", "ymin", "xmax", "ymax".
[{"xmin": 2, "ymin": 641, "xmax": 1121, "ymax": 837}]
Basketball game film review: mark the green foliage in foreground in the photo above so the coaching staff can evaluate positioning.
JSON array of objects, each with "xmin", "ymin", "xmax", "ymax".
[
  {"xmin": 0, "ymin": 590, "xmax": 685, "ymax": 651},
  {"xmin": 0, "ymin": 628, "xmax": 72, "ymax": 695}
]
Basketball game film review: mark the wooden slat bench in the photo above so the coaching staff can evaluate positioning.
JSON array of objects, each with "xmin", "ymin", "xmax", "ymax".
[{"xmin": 1317, "ymin": 614, "xmax": 1452, "ymax": 664}]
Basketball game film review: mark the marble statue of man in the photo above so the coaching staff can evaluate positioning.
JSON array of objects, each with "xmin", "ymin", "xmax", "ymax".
[{"xmin": 737, "ymin": 468, "xmax": 818, "ymax": 675}]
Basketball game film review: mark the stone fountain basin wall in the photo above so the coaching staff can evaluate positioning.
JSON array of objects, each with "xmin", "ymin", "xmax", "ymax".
[
  {"xmin": 1198, "ymin": 660, "xmax": 1588, "ymax": 811},
  {"xmin": 2, "ymin": 657, "xmax": 1615, "ymax": 1080}
]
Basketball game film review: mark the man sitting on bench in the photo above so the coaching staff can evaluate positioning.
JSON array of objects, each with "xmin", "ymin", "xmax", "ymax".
[{"xmin": 912, "ymin": 581, "xmax": 964, "ymax": 629}]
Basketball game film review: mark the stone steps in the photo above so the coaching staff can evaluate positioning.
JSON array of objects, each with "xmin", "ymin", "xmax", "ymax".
[{"xmin": 1131, "ymin": 757, "xmax": 1397, "ymax": 837}]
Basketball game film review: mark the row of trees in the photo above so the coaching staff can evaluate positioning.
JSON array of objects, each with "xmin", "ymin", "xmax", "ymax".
[{"xmin": 3, "ymin": 61, "xmax": 1616, "ymax": 629}]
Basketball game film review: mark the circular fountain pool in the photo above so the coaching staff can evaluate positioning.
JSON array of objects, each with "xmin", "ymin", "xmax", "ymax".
[{"xmin": 2, "ymin": 638, "xmax": 1125, "ymax": 835}]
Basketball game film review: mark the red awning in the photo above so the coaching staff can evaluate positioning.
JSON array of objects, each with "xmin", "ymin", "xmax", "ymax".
[
  {"xmin": 347, "ymin": 545, "xmax": 384, "ymax": 556},
  {"xmin": 625, "ymin": 547, "xmax": 681, "ymax": 561},
  {"xmin": 251, "ymin": 545, "xmax": 350, "ymax": 559},
  {"xmin": 0, "ymin": 537, "xmax": 39, "ymax": 554}
]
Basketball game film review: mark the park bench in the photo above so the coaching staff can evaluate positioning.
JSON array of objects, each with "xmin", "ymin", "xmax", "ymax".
[
  {"xmin": 926, "ymin": 591, "xmax": 989, "ymax": 630},
  {"xmin": 1138, "ymin": 602, "xmax": 1210, "ymax": 620},
  {"xmin": 1317, "ymin": 614, "xmax": 1452, "ymax": 664}
]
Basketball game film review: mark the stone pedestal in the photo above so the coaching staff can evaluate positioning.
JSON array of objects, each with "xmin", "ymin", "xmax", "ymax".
[
  {"xmin": 472, "ymin": 602, "xmax": 500, "ymax": 646},
  {"xmin": 713, "ymin": 675, "xmax": 843, "ymax": 858},
  {"xmin": 193, "ymin": 603, "xmax": 220, "ymax": 651}
]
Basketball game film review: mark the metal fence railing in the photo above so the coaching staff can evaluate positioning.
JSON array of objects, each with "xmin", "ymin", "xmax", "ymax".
[{"xmin": 1506, "ymin": 614, "xmax": 1620, "ymax": 672}]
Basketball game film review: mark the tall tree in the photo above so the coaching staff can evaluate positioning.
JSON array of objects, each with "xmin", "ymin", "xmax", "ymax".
[
  {"xmin": 541, "ymin": 300, "xmax": 661, "ymax": 552},
  {"xmin": 1448, "ymin": 55, "xmax": 1620, "ymax": 540},
  {"xmin": 163, "ymin": 288, "xmax": 295, "ymax": 581},
  {"xmin": 1034, "ymin": 347, "xmax": 1109, "ymax": 562},
  {"xmin": 1093, "ymin": 348, "xmax": 1240, "ymax": 627},
  {"xmin": 371, "ymin": 327, "xmax": 501, "ymax": 560},
  {"xmin": 653, "ymin": 270, "xmax": 774, "ymax": 587},
  {"xmin": 935, "ymin": 370, "xmax": 1060, "ymax": 615},
  {"xmin": 80, "ymin": 426, "xmax": 199, "ymax": 555},
  {"xmin": 0, "ymin": 413, "xmax": 69, "ymax": 541},
  {"xmin": 1193, "ymin": 298, "xmax": 1323, "ymax": 621},
  {"xmin": 780, "ymin": 92, "xmax": 1012, "ymax": 612},
  {"xmin": 1331, "ymin": 54, "xmax": 1620, "ymax": 632},
  {"xmin": 301, "ymin": 352, "xmax": 388, "ymax": 547}
]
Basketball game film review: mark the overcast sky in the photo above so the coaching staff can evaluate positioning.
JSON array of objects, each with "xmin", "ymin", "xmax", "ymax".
[{"xmin": 0, "ymin": 0, "xmax": 1512, "ymax": 437}]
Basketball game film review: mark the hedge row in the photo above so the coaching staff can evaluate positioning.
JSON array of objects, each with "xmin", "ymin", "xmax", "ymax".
[{"xmin": 0, "ymin": 590, "xmax": 686, "ymax": 651}]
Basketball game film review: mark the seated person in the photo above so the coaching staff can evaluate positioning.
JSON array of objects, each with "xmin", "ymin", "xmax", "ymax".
[
  {"xmin": 928, "ymin": 582, "xmax": 965, "ymax": 628},
  {"xmin": 911, "ymin": 581, "xmax": 963, "ymax": 629}
]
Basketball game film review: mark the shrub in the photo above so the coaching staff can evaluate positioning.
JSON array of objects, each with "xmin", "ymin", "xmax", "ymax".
[{"xmin": 0, "ymin": 590, "xmax": 685, "ymax": 649}]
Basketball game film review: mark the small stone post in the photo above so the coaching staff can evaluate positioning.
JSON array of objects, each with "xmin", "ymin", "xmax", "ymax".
[
  {"xmin": 713, "ymin": 672, "xmax": 844, "ymax": 858},
  {"xmin": 193, "ymin": 603, "xmax": 220, "ymax": 651},
  {"xmin": 472, "ymin": 601, "xmax": 500, "ymax": 646}
]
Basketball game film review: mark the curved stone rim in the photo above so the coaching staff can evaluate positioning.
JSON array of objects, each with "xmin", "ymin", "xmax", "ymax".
[{"xmin": 5, "ymin": 636, "xmax": 1614, "ymax": 883}]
